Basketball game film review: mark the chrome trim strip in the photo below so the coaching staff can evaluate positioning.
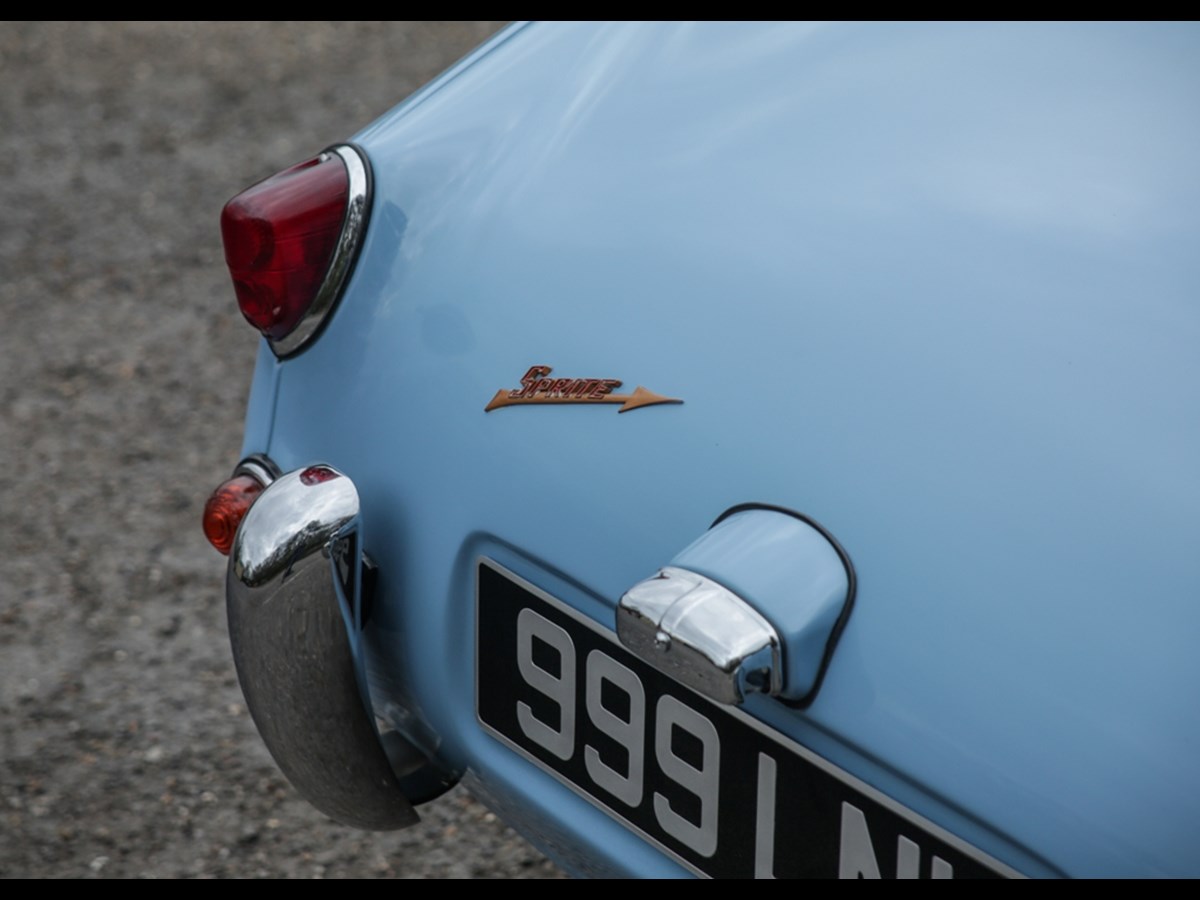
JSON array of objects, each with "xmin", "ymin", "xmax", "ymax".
[
  {"xmin": 227, "ymin": 465, "xmax": 418, "ymax": 829},
  {"xmin": 269, "ymin": 143, "xmax": 372, "ymax": 358}
]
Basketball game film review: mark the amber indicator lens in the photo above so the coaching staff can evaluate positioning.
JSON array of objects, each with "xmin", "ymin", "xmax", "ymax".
[
  {"xmin": 202, "ymin": 474, "xmax": 266, "ymax": 556},
  {"xmin": 220, "ymin": 154, "xmax": 349, "ymax": 341}
]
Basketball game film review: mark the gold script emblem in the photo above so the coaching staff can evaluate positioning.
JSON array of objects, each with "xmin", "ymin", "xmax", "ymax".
[{"xmin": 485, "ymin": 366, "xmax": 683, "ymax": 414}]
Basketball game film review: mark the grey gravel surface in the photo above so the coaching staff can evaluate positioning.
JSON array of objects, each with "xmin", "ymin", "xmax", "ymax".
[{"xmin": 0, "ymin": 21, "xmax": 564, "ymax": 878}]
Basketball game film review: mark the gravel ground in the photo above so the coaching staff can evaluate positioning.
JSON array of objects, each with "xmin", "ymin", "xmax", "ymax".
[{"xmin": 0, "ymin": 21, "xmax": 564, "ymax": 878}]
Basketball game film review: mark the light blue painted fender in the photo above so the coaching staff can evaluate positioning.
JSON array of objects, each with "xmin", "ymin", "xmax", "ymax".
[{"xmin": 242, "ymin": 21, "xmax": 1200, "ymax": 877}]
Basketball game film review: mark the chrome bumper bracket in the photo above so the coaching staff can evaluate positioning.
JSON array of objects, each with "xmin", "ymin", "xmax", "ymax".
[{"xmin": 226, "ymin": 463, "xmax": 420, "ymax": 830}]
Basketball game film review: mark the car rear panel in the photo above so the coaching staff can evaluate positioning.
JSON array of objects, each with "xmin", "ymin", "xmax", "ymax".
[{"xmin": 247, "ymin": 22, "xmax": 1200, "ymax": 876}]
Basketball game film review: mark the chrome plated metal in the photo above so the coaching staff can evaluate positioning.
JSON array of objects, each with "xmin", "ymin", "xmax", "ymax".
[
  {"xmin": 674, "ymin": 506, "xmax": 854, "ymax": 706},
  {"xmin": 269, "ymin": 144, "xmax": 372, "ymax": 358},
  {"xmin": 618, "ymin": 566, "xmax": 781, "ymax": 706},
  {"xmin": 226, "ymin": 464, "xmax": 419, "ymax": 829},
  {"xmin": 232, "ymin": 453, "xmax": 280, "ymax": 488}
]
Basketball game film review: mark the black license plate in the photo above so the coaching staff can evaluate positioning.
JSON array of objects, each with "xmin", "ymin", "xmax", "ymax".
[{"xmin": 476, "ymin": 559, "xmax": 1016, "ymax": 879}]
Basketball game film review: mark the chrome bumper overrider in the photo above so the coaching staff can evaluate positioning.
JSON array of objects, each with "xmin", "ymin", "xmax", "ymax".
[{"xmin": 226, "ymin": 462, "xmax": 420, "ymax": 830}]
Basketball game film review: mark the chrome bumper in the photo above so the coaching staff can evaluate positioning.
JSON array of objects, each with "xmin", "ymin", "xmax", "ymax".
[{"xmin": 226, "ymin": 463, "xmax": 419, "ymax": 830}]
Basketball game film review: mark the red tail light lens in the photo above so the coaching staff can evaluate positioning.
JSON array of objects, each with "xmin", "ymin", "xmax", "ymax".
[
  {"xmin": 220, "ymin": 145, "xmax": 369, "ymax": 355},
  {"xmin": 203, "ymin": 474, "xmax": 266, "ymax": 556},
  {"xmin": 299, "ymin": 465, "xmax": 340, "ymax": 486}
]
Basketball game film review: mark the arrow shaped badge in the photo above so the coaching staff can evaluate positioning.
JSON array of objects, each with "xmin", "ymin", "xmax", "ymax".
[{"xmin": 485, "ymin": 366, "xmax": 683, "ymax": 414}]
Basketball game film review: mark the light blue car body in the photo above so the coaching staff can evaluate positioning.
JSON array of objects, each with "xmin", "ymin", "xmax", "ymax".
[{"xmin": 239, "ymin": 22, "xmax": 1200, "ymax": 877}]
